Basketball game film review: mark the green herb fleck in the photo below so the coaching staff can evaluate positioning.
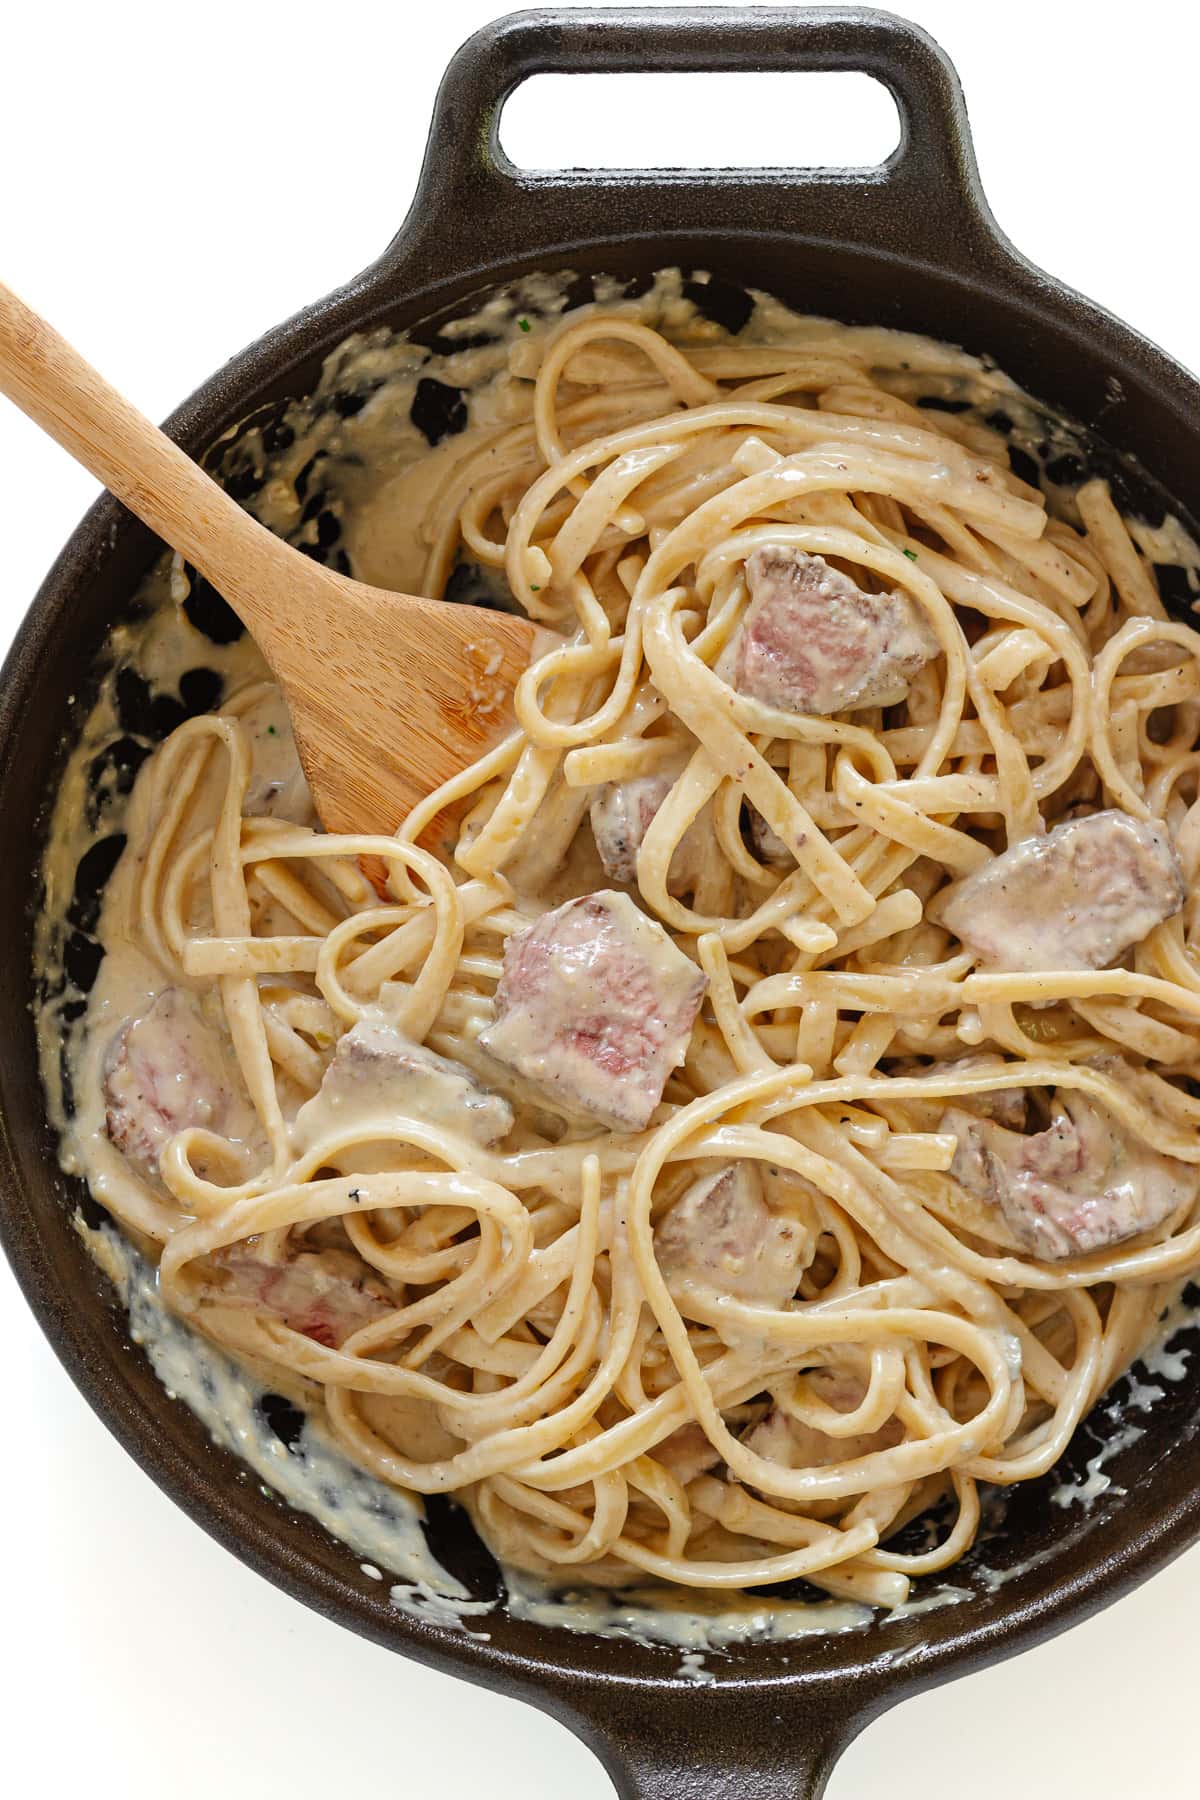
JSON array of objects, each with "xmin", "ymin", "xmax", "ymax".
[
  {"xmin": 517, "ymin": 316, "xmax": 531, "ymax": 333},
  {"xmin": 266, "ymin": 723, "xmax": 278, "ymax": 735},
  {"xmin": 902, "ymin": 548, "xmax": 918, "ymax": 562},
  {"xmin": 530, "ymin": 584, "xmax": 541, "ymax": 592}
]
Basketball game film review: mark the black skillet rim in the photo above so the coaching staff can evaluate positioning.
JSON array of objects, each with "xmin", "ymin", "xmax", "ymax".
[{"xmin": 4, "ymin": 5, "xmax": 1200, "ymax": 1779}]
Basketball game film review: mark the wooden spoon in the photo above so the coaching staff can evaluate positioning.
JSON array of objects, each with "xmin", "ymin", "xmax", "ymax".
[{"xmin": 0, "ymin": 280, "xmax": 554, "ymax": 837}]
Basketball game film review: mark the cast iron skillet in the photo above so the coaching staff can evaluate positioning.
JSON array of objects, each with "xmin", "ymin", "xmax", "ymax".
[{"xmin": 5, "ymin": 9, "xmax": 1200, "ymax": 1796}]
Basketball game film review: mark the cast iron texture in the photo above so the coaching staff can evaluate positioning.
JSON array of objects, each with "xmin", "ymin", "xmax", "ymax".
[{"xmin": 4, "ymin": 11, "xmax": 1200, "ymax": 1798}]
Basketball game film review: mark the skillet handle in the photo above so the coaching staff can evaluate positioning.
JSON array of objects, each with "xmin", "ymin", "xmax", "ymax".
[
  {"xmin": 556, "ymin": 1682, "xmax": 871, "ymax": 1800},
  {"xmin": 384, "ymin": 5, "xmax": 997, "ymax": 281}
]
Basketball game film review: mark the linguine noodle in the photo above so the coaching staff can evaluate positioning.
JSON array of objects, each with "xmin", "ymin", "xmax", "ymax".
[{"xmin": 51, "ymin": 287, "xmax": 1200, "ymax": 1610}]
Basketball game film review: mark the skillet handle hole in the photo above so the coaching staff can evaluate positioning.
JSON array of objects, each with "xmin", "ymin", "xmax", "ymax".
[{"xmin": 498, "ymin": 71, "xmax": 901, "ymax": 173}]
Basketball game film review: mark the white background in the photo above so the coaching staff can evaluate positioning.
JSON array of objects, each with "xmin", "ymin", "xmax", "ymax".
[{"xmin": 0, "ymin": 2, "xmax": 1196, "ymax": 1792}]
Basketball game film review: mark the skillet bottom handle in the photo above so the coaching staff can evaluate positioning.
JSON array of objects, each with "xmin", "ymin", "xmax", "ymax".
[
  {"xmin": 563, "ymin": 1690, "xmax": 864, "ymax": 1800},
  {"xmin": 604, "ymin": 1741, "xmax": 849, "ymax": 1800}
]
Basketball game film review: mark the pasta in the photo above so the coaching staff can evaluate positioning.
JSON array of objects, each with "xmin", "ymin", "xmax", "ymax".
[{"xmin": 45, "ymin": 276, "xmax": 1200, "ymax": 1611}]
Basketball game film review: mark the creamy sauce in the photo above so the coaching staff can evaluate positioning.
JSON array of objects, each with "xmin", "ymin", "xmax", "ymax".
[
  {"xmin": 86, "ymin": 1223, "xmax": 460, "ymax": 1594},
  {"xmin": 32, "ymin": 267, "xmax": 1200, "ymax": 1651},
  {"xmin": 82, "ymin": 1210, "xmax": 1200, "ymax": 1643},
  {"xmin": 83, "ymin": 1219, "xmax": 889, "ymax": 1651},
  {"xmin": 1050, "ymin": 1424, "xmax": 1143, "ymax": 1508},
  {"xmin": 294, "ymin": 1010, "xmax": 514, "ymax": 1155},
  {"xmin": 503, "ymin": 1567, "xmax": 873, "ymax": 1648}
]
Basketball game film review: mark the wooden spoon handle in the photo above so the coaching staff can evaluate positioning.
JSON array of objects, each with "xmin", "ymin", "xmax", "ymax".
[{"xmin": 0, "ymin": 278, "xmax": 281, "ymax": 613}]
